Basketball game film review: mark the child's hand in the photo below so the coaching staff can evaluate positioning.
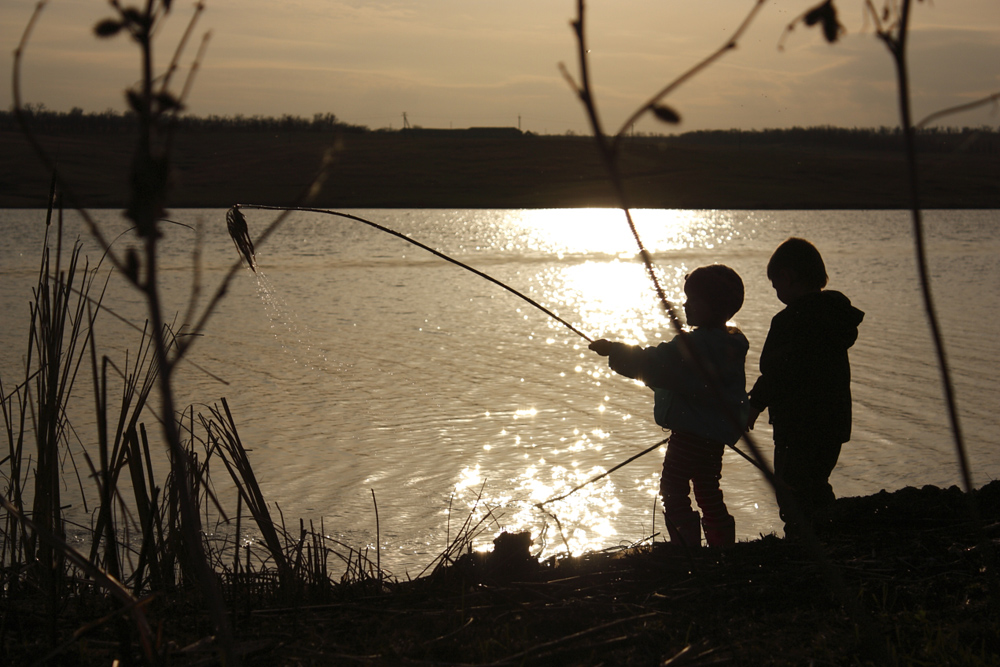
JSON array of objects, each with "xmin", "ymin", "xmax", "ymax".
[
  {"xmin": 589, "ymin": 339, "xmax": 613, "ymax": 356},
  {"xmin": 745, "ymin": 406, "xmax": 761, "ymax": 431}
]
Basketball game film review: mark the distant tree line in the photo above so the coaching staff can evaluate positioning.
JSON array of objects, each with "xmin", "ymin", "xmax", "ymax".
[
  {"xmin": 0, "ymin": 104, "xmax": 368, "ymax": 134},
  {"xmin": 646, "ymin": 124, "xmax": 1000, "ymax": 154},
  {"xmin": 3, "ymin": 105, "xmax": 997, "ymax": 152}
]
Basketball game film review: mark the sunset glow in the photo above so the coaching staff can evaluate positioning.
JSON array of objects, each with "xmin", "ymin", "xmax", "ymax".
[{"xmin": 2, "ymin": 1, "xmax": 997, "ymax": 134}]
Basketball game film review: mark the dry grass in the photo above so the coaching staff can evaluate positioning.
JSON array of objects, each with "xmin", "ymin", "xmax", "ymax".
[{"xmin": 5, "ymin": 480, "xmax": 997, "ymax": 666}]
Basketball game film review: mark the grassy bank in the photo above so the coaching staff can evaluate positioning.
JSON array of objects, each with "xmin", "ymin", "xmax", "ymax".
[
  {"xmin": 5, "ymin": 479, "xmax": 998, "ymax": 665},
  {"xmin": 3, "ymin": 129, "xmax": 999, "ymax": 210}
]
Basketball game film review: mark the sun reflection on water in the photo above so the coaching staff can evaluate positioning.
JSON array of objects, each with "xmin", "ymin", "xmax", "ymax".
[
  {"xmin": 448, "ymin": 209, "xmax": 750, "ymax": 561},
  {"xmin": 490, "ymin": 209, "xmax": 736, "ymax": 343},
  {"xmin": 505, "ymin": 208, "xmax": 735, "ymax": 257},
  {"xmin": 453, "ymin": 460, "xmax": 626, "ymax": 559}
]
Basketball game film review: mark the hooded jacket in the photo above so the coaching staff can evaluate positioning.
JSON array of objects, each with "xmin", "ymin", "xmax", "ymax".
[
  {"xmin": 605, "ymin": 327, "xmax": 750, "ymax": 446},
  {"xmin": 748, "ymin": 290, "xmax": 864, "ymax": 443}
]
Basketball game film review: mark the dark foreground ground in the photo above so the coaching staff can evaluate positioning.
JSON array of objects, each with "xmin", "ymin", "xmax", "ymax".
[
  {"xmin": 6, "ymin": 481, "xmax": 999, "ymax": 665},
  {"xmin": 3, "ymin": 129, "xmax": 999, "ymax": 209}
]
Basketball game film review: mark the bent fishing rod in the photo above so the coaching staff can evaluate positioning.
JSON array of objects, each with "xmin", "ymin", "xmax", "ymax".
[
  {"xmin": 227, "ymin": 204, "xmax": 759, "ymax": 504},
  {"xmin": 226, "ymin": 204, "xmax": 592, "ymax": 342}
]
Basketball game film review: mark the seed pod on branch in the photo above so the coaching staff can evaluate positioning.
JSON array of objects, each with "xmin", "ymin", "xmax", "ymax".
[
  {"xmin": 804, "ymin": 0, "xmax": 843, "ymax": 43},
  {"xmin": 94, "ymin": 19, "xmax": 123, "ymax": 38},
  {"xmin": 651, "ymin": 104, "xmax": 682, "ymax": 124},
  {"xmin": 226, "ymin": 207, "xmax": 256, "ymax": 272}
]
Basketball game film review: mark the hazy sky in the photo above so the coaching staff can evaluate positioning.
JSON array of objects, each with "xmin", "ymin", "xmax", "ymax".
[{"xmin": 2, "ymin": 1, "xmax": 998, "ymax": 134}]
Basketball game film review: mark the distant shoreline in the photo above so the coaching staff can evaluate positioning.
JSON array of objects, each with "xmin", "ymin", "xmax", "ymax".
[{"xmin": 3, "ymin": 129, "xmax": 998, "ymax": 210}]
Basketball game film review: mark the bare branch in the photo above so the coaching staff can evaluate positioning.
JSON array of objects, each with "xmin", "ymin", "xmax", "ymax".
[
  {"xmin": 916, "ymin": 91, "xmax": 1000, "ymax": 129},
  {"xmin": 11, "ymin": 1, "xmax": 127, "ymax": 278},
  {"xmin": 614, "ymin": 0, "xmax": 767, "ymax": 144},
  {"xmin": 159, "ymin": 1, "xmax": 206, "ymax": 98},
  {"xmin": 563, "ymin": 1, "xmax": 773, "ymax": 499}
]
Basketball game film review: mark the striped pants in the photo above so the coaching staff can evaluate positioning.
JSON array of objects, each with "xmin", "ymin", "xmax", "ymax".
[{"xmin": 660, "ymin": 430, "xmax": 732, "ymax": 528}]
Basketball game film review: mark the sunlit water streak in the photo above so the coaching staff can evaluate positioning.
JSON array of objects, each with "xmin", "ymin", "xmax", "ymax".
[{"xmin": 1, "ymin": 208, "xmax": 998, "ymax": 574}]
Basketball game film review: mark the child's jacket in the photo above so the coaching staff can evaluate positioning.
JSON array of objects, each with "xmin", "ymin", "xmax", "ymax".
[
  {"xmin": 748, "ymin": 290, "xmax": 864, "ymax": 443},
  {"xmin": 604, "ymin": 327, "xmax": 750, "ymax": 446}
]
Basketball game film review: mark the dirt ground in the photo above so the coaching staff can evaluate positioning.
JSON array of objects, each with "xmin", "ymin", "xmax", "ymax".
[
  {"xmin": 7, "ymin": 480, "xmax": 992, "ymax": 666},
  {"xmin": 216, "ymin": 481, "xmax": 998, "ymax": 666}
]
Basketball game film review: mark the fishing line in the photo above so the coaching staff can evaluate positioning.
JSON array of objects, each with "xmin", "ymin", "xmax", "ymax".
[
  {"xmin": 226, "ymin": 205, "xmax": 593, "ymax": 343},
  {"xmin": 252, "ymin": 270, "xmax": 341, "ymax": 373}
]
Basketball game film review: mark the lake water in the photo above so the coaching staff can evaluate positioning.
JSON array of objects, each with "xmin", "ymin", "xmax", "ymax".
[{"xmin": 1, "ymin": 208, "xmax": 998, "ymax": 576}]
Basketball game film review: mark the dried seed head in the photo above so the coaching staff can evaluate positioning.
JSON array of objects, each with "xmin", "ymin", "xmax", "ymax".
[
  {"xmin": 226, "ymin": 207, "xmax": 256, "ymax": 272},
  {"xmin": 804, "ymin": 0, "xmax": 843, "ymax": 43},
  {"xmin": 652, "ymin": 104, "xmax": 682, "ymax": 124},
  {"xmin": 94, "ymin": 19, "xmax": 123, "ymax": 38}
]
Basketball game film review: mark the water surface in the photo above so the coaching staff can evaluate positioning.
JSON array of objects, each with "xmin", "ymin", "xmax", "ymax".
[{"xmin": 1, "ymin": 208, "xmax": 997, "ymax": 574}]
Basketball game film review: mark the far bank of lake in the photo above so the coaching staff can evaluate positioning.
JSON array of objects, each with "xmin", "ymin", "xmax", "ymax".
[{"xmin": 2, "ymin": 128, "xmax": 998, "ymax": 209}]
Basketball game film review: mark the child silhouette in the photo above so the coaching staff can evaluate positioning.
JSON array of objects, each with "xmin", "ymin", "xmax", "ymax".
[
  {"xmin": 590, "ymin": 265, "xmax": 748, "ymax": 549},
  {"xmin": 747, "ymin": 238, "xmax": 864, "ymax": 537}
]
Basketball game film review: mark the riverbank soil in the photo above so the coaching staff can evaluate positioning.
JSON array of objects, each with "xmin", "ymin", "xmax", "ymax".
[
  {"xmin": 234, "ymin": 482, "xmax": 1000, "ymax": 665},
  {"xmin": 3, "ymin": 129, "xmax": 998, "ymax": 209},
  {"xmin": 3, "ymin": 482, "xmax": 998, "ymax": 665}
]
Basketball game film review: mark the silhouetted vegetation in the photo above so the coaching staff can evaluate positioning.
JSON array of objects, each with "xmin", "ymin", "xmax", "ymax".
[
  {"xmin": 0, "ymin": 105, "xmax": 369, "ymax": 134},
  {"xmin": 654, "ymin": 124, "xmax": 1000, "ymax": 154},
  {"xmin": 4, "ymin": 0, "xmax": 1000, "ymax": 662},
  {"xmin": 3, "ymin": 105, "xmax": 997, "ymax": 153},
  {"xmin": 4, "ymin": 107, "xmax": 998, "ymax": 209}
]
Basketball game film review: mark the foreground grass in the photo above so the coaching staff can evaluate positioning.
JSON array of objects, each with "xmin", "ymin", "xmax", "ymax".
[{"xmin": 4, "ymin": 481, "xmax": 998, "ymax": 666}]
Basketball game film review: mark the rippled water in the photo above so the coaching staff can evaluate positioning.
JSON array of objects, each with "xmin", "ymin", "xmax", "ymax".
[{"xmin": 1, "ymin": 208, "xmax": 998, "ymax": 574}]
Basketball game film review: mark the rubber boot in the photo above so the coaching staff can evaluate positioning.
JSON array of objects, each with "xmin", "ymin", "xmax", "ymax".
[
  {"xmin": 665, "ymin": 510, "xmax": 702, "ymax": 548},
  {"xmin": 702, "ymin": 515, "xmax": 736, "ymax": 549}
]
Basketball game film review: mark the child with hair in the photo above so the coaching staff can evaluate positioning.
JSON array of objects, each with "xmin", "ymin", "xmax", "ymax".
[
  {"xmin": 747, "ymin": 238, "xmax": 864, "ymax": 537},
  {"xmin": 589, "ymin": 265, "xmax": 749, "ymax": 549}
]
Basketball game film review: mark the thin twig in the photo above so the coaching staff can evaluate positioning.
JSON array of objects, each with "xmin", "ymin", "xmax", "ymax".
[
  {"xmin": 613, "ymin": 0, "xmax": 768, "ymax": 147},
  {"xmin": 565, "ymin": 0, "xmax": 776, "ymax": 490},
  {"xmin": 915, "ymin": 91, "xmax": 1000, "ymax": 129},
  {"xmin": 484, "ymin": 611, "xmax": 658, "ymax": 666},
  {"xmin": 875, "ymin": 0, "xmax": 975, "ymax": 500},
  {"xmin": 11, "ymin": 1, "xmax": 125, "ymax": 277},
  {"xmin": 370, "ymin": 489, "xmax": 381, "ymax": 587}
]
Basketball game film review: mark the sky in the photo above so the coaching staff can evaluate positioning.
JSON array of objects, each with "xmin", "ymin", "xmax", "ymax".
[{"xmin": 2, "ymin": 1, "xmax": 998, "ymax": 135}]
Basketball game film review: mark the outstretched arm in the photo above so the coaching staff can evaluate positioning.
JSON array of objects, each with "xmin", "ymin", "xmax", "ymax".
[{"xmin": 590, "ymin": 338, "xmax": 684, "ymax": 387}]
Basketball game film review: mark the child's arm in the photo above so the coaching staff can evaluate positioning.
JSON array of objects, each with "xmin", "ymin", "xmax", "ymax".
[{"xmin": 589, "ymin": 338, "xmax": 681, "ymax": 386}]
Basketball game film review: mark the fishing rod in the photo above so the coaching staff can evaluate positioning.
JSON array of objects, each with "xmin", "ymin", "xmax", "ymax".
[
  {"xmin": 536, "ymin": 436, "xmax": 668, "ymax": 508},
  {"xmin": 535, "ymin": 431, "xmax": 762, "ymax": 508},
  {"xmin": 227, "ymin": 204, "xmax": 760, "ymax": 502},
  {"xmin": 226, "ymin": 205, "xmax": 593, "ymax": 343}
]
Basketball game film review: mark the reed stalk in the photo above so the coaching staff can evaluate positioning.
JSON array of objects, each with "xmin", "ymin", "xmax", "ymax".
[
  {"xmin": 7, "ymin": 2, "xmax": 243, "ymax": 662},
  {"xmin": 201, "ymin": 399, "xmax": 292, "ymax": 582},
  {"xmin": 5, "ymin": 2, "xmax": 433, "ymax": 662}
]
